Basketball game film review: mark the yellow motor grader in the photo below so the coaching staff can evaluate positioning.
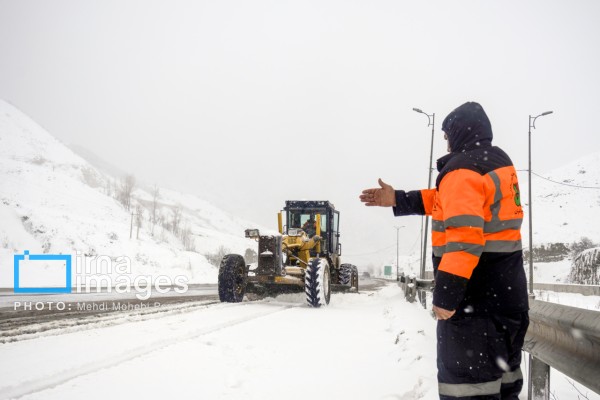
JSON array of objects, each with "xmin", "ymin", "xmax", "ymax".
[{"xmin": 218, "ymin": 200, "xmax": 358, "ymax": 307}]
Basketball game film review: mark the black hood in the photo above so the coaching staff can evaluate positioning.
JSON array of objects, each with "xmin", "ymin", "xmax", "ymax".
[{"xmin": 441, "ymin": 102, "xmax": 493, "ymax": 153}]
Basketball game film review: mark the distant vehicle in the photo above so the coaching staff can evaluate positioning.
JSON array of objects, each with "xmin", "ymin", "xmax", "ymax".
[
  {"xmin": 362, "ymin": 271, "xmax": 371, "ymax": 278},
  {"xmin": 218, "ymin": 200, "xmax": 358, "ymax": 307}
]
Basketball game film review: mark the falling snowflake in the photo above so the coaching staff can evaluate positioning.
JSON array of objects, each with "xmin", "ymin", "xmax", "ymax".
[{"xmin": 496, "ymin": 357, "xmax": 510, "ymax": 372}]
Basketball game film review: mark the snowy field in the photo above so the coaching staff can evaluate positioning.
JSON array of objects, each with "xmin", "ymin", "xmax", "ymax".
[{"xmin": 1, "ymin": 281, "xmax": 598, "ymax": 400}]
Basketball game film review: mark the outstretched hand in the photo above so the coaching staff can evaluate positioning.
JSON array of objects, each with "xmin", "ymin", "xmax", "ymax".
[{"xmin": 359, "ymin": 178, "xmax": 396, "ymax": 207}]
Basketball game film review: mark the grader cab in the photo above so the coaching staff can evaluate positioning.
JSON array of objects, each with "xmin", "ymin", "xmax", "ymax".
[{"xmin": 218, "ymin": 200, "xmax": 358, "ymax": 307}]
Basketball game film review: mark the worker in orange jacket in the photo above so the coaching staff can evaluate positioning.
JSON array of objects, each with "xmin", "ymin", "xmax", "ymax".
[{"xmin": 360, "ymin": 102, "xmax": 529, "ymax": 399}]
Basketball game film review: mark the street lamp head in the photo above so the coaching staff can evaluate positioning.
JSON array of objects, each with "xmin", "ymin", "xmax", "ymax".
[
  {"xmin": 530, "ymin": 110, "xmax": 554, "ymax": 129},
  {"xmin": 413, "ymin": 108, "xmax": 423, "ymax": 114}
]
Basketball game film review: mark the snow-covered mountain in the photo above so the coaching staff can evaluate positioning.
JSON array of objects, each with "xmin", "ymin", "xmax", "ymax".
[
  {"xmin": 523, "ymin": 152, "xmax": 600, "ymax": 246},
  {"xmin": 516, "ymin": 151, "xmax": 600, "ymax": 283},
  {"xmin": 0, "ymin": 99, "xmax": 260, "ymax": 286}
]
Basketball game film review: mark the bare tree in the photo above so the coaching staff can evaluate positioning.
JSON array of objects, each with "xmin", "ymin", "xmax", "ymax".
[
  {"xmin": 159, "ymin": 216, "xmax": 167, "ymax": 243},
  {"xmin": 118, "ymin": 174, "xmax": 136, "ymax": 210},
  {"xmin": 150, "ymin": 185, "xmax": 160, "ymax": 235},
  {"xmin": 170, "ymin": 205, "xmax": 182, "ymax": 236},
  {"xmin": 206, "ymin": 245, "xmax": 230, "ymax": 266},
  {"xmin": 566, "ymin": 377, "xmax": 591, "ymax": 400},
  {"xmin": 180, "ymin": 223, "xmax": 196, "ymax": 252},
  {"xmin": 151, "ymin": 185, "xmax": 160, "ymax": 223},
  {"xmin": 135, "ymin": 203, "xmax": 144, "ymax": 227},
  {"xmin": 104, "ymin": 177, "xmax": 113, "ymax": 197}
]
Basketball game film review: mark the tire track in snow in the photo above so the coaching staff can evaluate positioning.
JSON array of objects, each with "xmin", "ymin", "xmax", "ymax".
[
  {"xmin": 0, "ymin": 302, "xmax": 298, "ymax": 400},
  {"xmin": 0, "ymin": 300, "xmax": 220, "ymax": 344}
]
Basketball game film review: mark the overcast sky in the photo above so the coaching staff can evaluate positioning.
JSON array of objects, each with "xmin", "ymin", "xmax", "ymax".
[{"xmin": 1, "ymin": 0, "xmax": 599, "ymax": 268}]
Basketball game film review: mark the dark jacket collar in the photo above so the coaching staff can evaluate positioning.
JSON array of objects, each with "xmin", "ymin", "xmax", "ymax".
[
  {"xmin": 436, "ymin": 140, "xmax": 493, "ymax": 172},
  {"xmin": 436, "ymin": 152, "xmax": 455, "ymax": 172}
]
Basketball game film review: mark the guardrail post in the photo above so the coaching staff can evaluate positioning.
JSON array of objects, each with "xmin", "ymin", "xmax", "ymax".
[
  {"xmin": 528, "ymin": 354, "xmax": 550, "ymax": 400},
  {"xmin": 398, "ymin": 274, "xmax": 417, "ymax": 303},
  {"xmin": 418, "ymin": 289, "xmax": 426, "ymax": 308},
  {"xmin": 399, "ymin": 274, "xmax": 434, "ymax": 307},
  {"xmin": 405, "ymin": 275, "xmax": 416, "ymax": 303}
]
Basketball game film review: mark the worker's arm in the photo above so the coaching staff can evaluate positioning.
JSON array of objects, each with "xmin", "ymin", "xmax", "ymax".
[{"xmin": 393, "ymin": 188, "xmax": 435, "ymax": 216}]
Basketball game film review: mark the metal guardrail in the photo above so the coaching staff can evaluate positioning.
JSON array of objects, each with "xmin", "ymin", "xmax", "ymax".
[
  {"xmin": 397, "ymin": 274, "xmax": 600, "ymax": 398},
  {"xmin": 524, "ymin": 299, "xmax": 600, "ymax": 398},
  {"xmin": 533, "ymin": 283, "xmax": 600, "ymax": 296},
  {"xmin": 398, "ymin": 274, "xmax": 433, "ymax": 305},
  {"xmin": 528, "ymin": 281, "xmax": 600, "ymax": 398},
  {"xmin": 397, "ymin": 275, "xmax": 600, "ymax": 299}
]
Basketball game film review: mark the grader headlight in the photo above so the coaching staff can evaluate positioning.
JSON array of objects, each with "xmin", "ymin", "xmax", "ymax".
[{"xmin": 245, "ymin": 229, "xmax": 260, "ymax": 239}]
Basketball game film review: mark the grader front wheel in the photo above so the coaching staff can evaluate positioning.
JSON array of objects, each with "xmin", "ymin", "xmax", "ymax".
[
  {"xmin": 305, "ymin": 258, "xmax": 331, "ymax": 307},
  {"xmin": 218, "ymin": 254, "xmax": 247, "ymax": 302}
]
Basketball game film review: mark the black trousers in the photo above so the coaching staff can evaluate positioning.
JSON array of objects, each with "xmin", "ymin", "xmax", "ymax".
[{"xmin": 437, "ymin": 312, "xmax": 529, "ymax": 400}]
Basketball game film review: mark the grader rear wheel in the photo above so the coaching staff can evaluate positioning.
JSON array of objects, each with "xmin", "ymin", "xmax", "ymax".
[
  {"xmin": 351, "ymin": 265, "xmax": 359, "ymax": 291},
  {"xmin": 339, "ymin": 263, "xmax": 352, "ymax": 286}
]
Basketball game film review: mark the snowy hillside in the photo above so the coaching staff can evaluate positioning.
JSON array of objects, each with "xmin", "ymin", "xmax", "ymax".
[
  {"xmin": 517, "ymin": 152, "xmax": 600, "ymax": 283},
  {"xmin": 524, "ymin": 152, "xmax": 600, "ymax": 245},
  {"xmin": 0, "ymin": 99, "xmax": 260, "ymax": 287}
]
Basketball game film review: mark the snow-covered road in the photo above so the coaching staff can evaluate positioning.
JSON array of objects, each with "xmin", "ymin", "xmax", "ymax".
[
  {"xmin": 0, "ymin": 282, "xmax": 439, "ymax": 400},
  {"xmin": 3, "ymin": 280, "xmax": 598, "ymax": 400}
]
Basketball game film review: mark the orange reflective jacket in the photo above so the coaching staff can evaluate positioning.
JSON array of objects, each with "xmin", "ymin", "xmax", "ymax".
[
  {"xmin": 424, "ymin": 164, "xmax": 523, "ymax": 279},
  {"xmin": 394, "ymin": 147, "xmax": 528, "ymax": 315}
]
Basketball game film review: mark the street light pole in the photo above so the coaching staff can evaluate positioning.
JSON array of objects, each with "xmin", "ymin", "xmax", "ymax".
[
  {"xmin": 527, "ymin": 111, "xmax": 553, "ymax": 297},
  {"xmin": 413, "ymin": 108, "xmax": 435, "ymax": 279}
]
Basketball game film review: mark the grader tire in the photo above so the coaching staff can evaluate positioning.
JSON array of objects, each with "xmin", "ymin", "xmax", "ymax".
[
  {"xmin": 218, "ymin": 254, "xmax": 247, "ymax": 302},
  {"xmin": 351, "ymin": 265, "xmax": 359, "ymax": 292},
  {"xmin": 339, "ymin": 263, "xmax": 352, "ymax": 286},
  {"xmin": 305, "ymin": 258, "xmax": 331, "ymax": 307}
]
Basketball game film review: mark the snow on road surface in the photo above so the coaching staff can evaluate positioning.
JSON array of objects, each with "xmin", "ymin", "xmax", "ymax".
[
  {"xmin": 0, "ymin": 283, "xmax": 438, "ymax": 400},
  {"xmin": 2, "ymin": 281, "xmax": 598, "ymax": 400}
]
